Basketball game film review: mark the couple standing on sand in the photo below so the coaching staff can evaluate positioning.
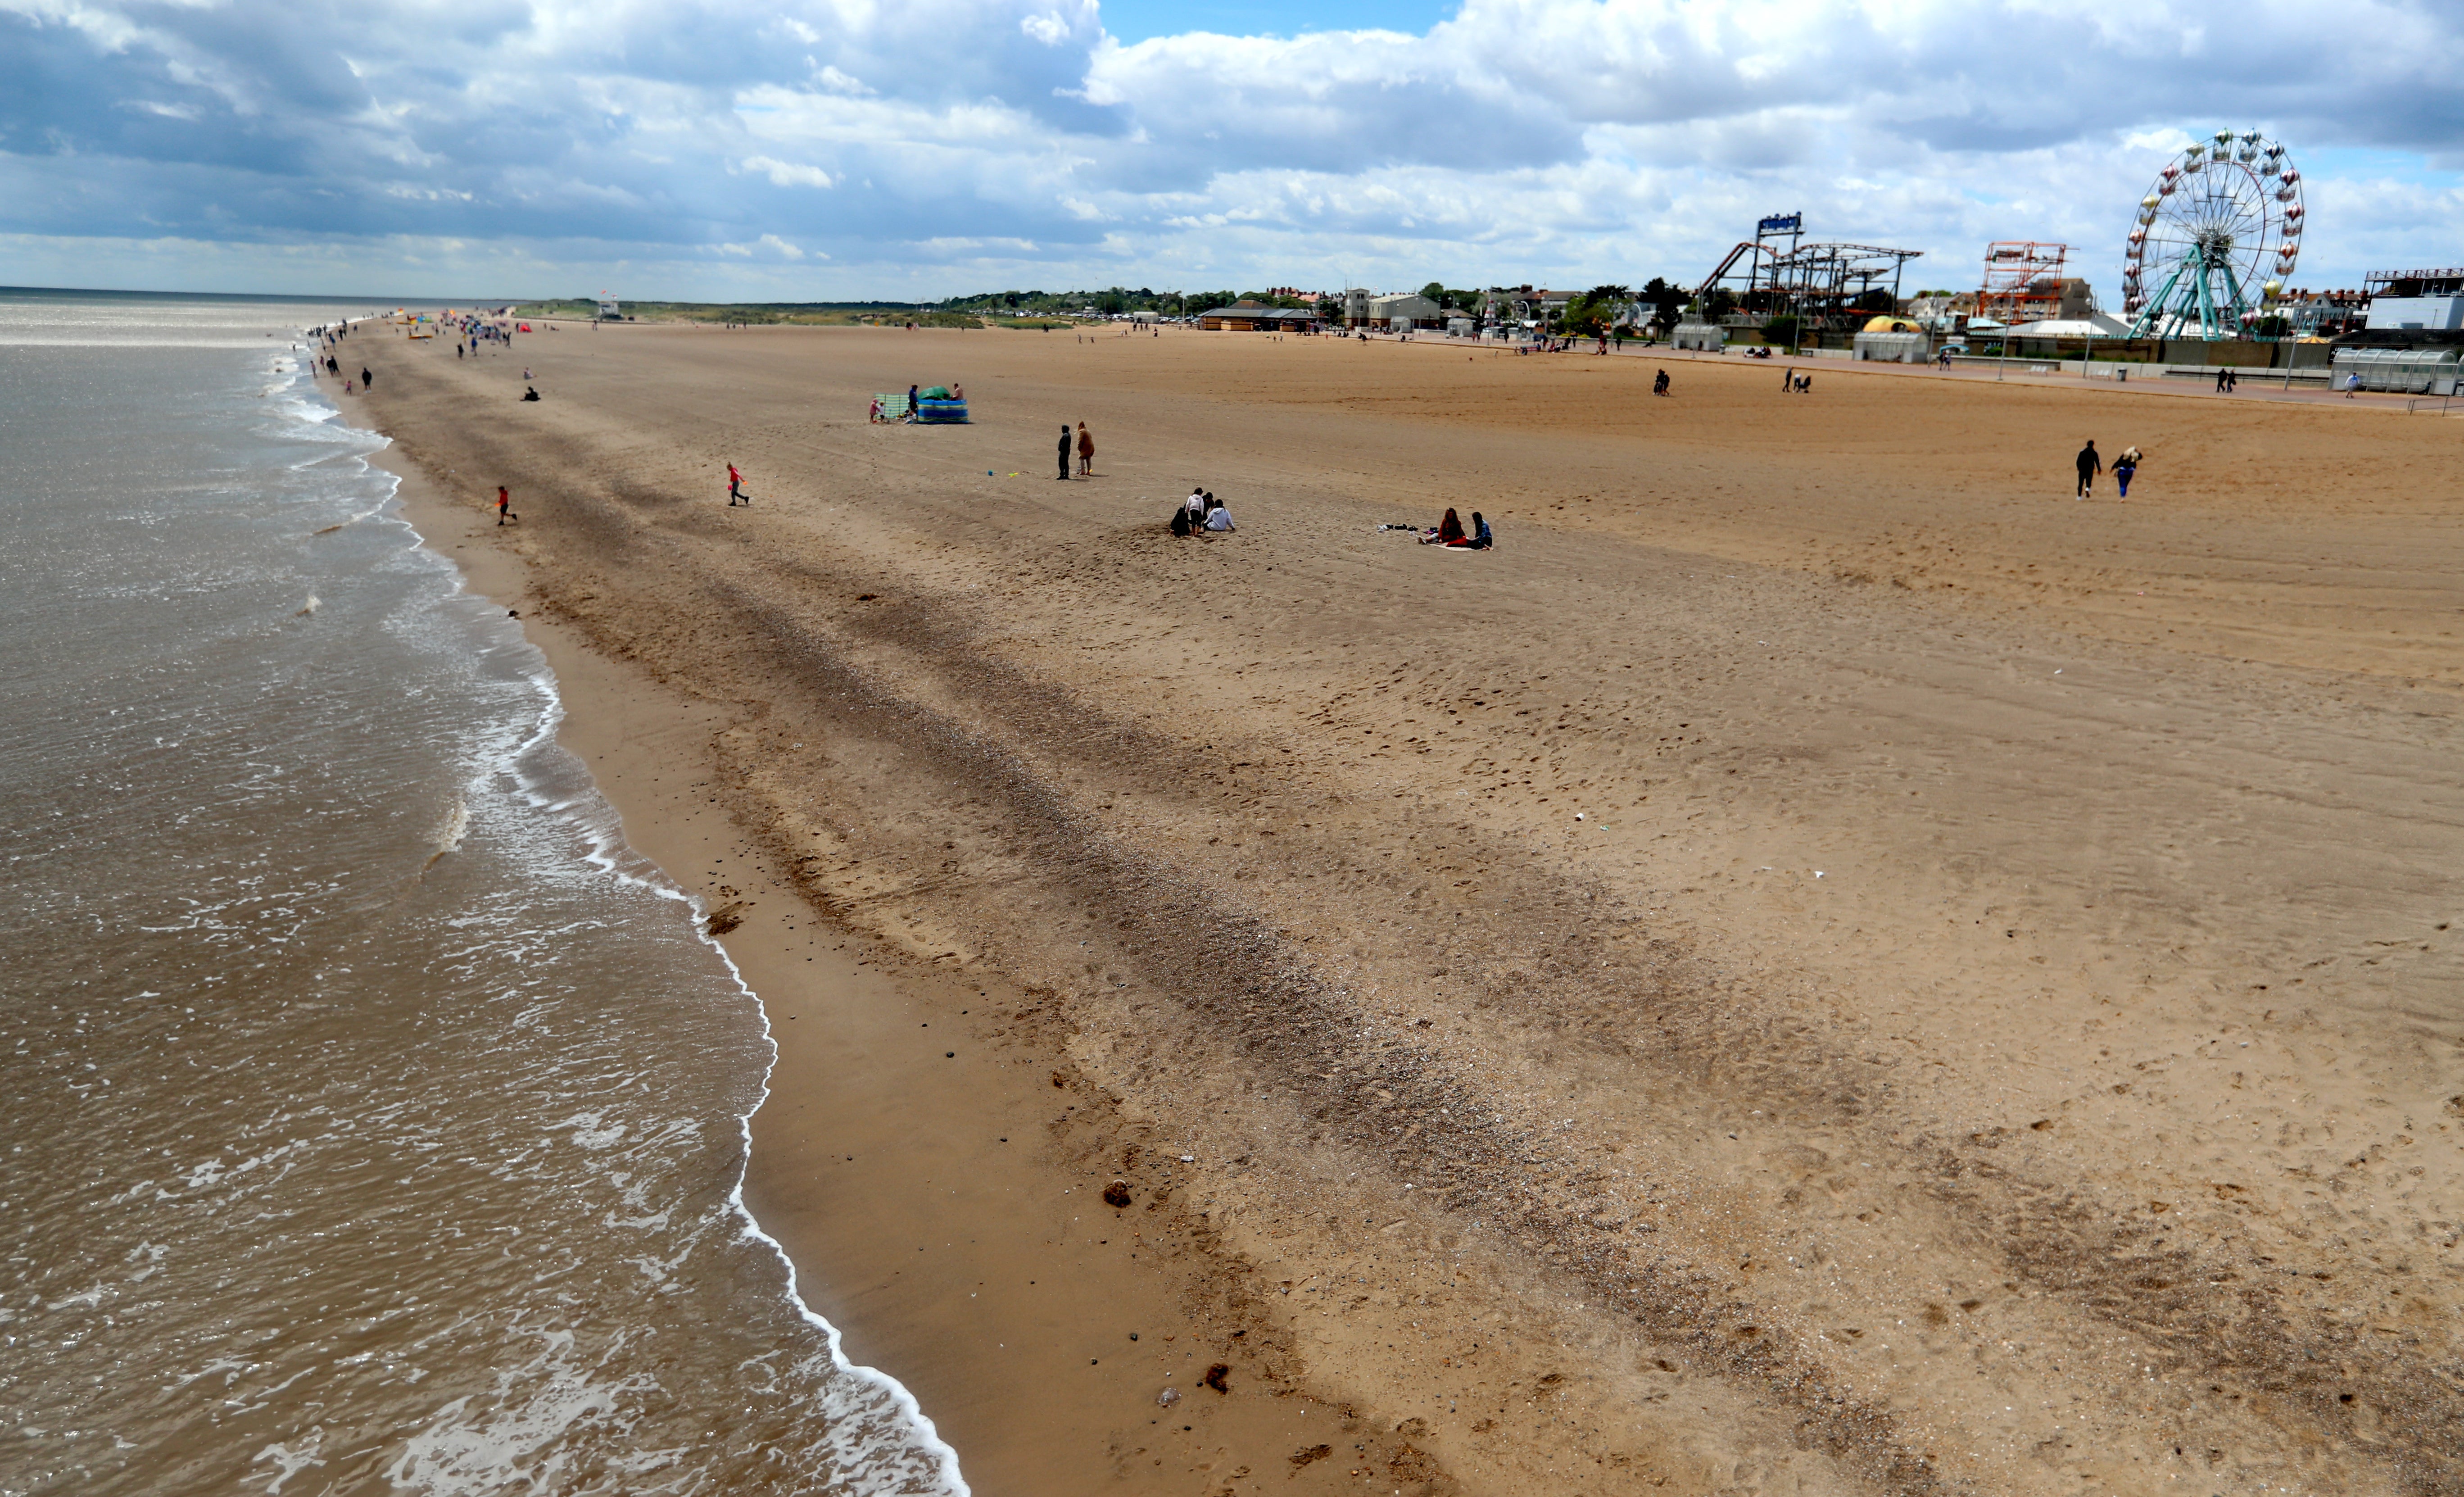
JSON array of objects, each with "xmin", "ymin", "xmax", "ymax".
[{"xmin": 1058, "ymin": 422, "xmax": 1094, "ymax": 478}]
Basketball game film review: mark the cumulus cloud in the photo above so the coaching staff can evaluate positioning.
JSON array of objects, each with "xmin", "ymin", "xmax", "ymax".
[
  {"xmin": 0, "ymin": 0, "xmax": 2458, "ymax": 297},
  {"xmin": 742, "ymin": 155, "xmax": 835, "ymax": 190}
]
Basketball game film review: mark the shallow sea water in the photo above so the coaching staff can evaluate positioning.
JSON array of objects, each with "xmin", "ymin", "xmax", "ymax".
[{"xmin": 0, "ymin": 293, "xmax": 963, "ymax": 1496}]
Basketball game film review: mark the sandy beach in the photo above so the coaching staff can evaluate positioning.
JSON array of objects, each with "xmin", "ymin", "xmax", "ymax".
[{"xmin": 356, "ymin": 322, "xmax": 2463, "ymax": 1496}]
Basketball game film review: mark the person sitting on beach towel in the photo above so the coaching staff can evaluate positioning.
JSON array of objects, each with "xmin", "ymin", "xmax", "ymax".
[
  {"xmin": 1422, "ymin": 508, "xmax": 1465, "ymax": 545},
  {"xmin": 1467, "ymin": 512, "xmax": 1493, "ymax": 549}
]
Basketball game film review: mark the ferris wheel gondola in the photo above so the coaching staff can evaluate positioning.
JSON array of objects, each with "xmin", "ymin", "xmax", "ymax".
[{"xmin": 2124, "ymin": 129, "xmax": 2303, "ymax": 340}]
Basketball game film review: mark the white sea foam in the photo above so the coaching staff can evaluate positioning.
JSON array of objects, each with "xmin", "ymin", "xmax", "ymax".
[
  {"xmin": 366, "ymin": 377, "xmax": 970, "ymax": 1496},
  {"xmin": 7, "ymin": 306, "xmax": 967, "ymax": 1497}
]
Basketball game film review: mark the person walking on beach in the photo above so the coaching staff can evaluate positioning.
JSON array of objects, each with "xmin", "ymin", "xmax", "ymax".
[
  {"xmin": 496, "ymin": 486, "xmax": 515, "ymax": 525},
  {"xmin": 2114, "ymin": 446, "xmax": 2141, "ymax": 499},
  {"xmin": 1076, "ymin": 422, "xmax": 1094, "ymax": 477},
  {"xmin": 727, "ymin": 463, "xmax": 745, "ymax": 506},
  {"xmin": 1056, "ymin": 425, "xmax": 1073, "ymax": 480},
  {"xmin": 907, "ymin": 385, "xmax": 920, "ymax": 420},
  {"xmin": 1653, "ymin": 368, "xmax": 1671, "ymax": 396},
  {"xmin": 2075, "ymin": 439, "xmax": 2102, "ymax": 499},
  {"xmin": 360, "ymin": 367, "xmax": 372, "ymax": 390}
]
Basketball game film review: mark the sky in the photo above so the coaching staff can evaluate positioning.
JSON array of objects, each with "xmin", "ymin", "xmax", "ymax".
[{"xmin": 4, "ymin": 0, "xmax": 2463, "ymax": 303}]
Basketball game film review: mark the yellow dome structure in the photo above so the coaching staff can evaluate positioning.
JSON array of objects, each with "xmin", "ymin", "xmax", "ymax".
[{"xmin": 1862, "ymin": 314, "xmax": 1921, "ymax": 334}]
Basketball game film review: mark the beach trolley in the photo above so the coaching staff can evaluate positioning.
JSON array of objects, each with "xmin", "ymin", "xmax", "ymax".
[
  {"xmin": 871, "ymin": 386, "xmax": 971, "ymax": 423},
  {"xmin": 2330, "ymin": 346, "xmax": 2460, "ymax": 395}
]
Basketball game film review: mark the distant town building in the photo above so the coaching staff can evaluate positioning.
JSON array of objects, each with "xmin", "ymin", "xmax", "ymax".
[
  {"xmin": 1901, "ymin": 293, "xmax": 1973, "ymax": 331},
  {"xmin": 1368, "ymin": 293, "xmax": 1440, "ymax": 330},
  {"xmin": 2276, "ymin": 289, "xmax": 2367, "ymax": 339}
]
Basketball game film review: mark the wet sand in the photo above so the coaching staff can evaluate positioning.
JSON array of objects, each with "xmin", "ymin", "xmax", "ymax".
[{"xmin": 358, "ymin": 323, "xmax": 2464, "ymax": 1496}]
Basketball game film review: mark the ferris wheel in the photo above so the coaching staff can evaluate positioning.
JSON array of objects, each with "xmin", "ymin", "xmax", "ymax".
[{"xmin": 2123, "ymin": 129, "xmax": 2303, "ymax": 340}]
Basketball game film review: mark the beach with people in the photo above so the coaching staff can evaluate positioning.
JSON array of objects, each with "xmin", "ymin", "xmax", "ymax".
[{"xmin": 346, "ymin": 318, "xmax": 2464, "ymax": 1496}]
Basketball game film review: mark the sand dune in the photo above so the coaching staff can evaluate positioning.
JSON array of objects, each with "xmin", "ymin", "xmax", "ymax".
[{"xmin": 360, "ymin": 323, "xmax": 2463, "ymax": 1496}]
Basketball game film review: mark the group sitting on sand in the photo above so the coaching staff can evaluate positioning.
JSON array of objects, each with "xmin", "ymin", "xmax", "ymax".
[
  {"xmin": 1170, "ymin": 488, "xmax": 1235, "ymax": 535},
  {"xmin": 1418, "ymin": 507, "xmax": 1493, "ymax": 549}
]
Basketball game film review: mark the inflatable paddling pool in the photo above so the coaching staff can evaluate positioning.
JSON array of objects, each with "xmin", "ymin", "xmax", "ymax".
[{"xmin": 872, "ymin": 388, "xmax": 971, "ymax": 423}]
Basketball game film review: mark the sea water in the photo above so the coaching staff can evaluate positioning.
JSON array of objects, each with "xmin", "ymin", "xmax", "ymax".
[{"xmin": 0, "ymin": 291, "xmax": 963, "ymax": 1496}]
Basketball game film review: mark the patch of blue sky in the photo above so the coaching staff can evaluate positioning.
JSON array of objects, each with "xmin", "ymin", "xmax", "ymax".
[{"xmin": 1096, "ymin": 0, "xmax": 1454, "ymax": 44}]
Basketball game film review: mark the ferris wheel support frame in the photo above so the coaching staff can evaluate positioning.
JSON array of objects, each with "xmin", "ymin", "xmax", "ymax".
[{"xmin": 2128, "ymin": 240, "xmax": 2256, "ymax": 342}]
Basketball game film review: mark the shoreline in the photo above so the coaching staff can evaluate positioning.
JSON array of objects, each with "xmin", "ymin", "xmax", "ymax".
[{"xmin": 352, "ymin": 389, "xmax": 1434, "ymax": 1495}]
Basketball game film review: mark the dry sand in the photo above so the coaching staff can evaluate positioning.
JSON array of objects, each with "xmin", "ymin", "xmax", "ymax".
[{"xmin": 356, "ymin": 322, "xmax": 2464, "ymax": 1496}]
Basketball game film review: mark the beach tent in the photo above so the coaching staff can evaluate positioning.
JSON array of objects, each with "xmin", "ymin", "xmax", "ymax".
[{"xmin": 2000, "ymin": 314, "xmax": 2134, "ymax": 340}]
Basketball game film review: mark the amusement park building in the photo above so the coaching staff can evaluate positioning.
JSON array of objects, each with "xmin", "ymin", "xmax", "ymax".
[{"xmin": 2363, "ymin": 269, "xmax": 2464, "ymax": 331}]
